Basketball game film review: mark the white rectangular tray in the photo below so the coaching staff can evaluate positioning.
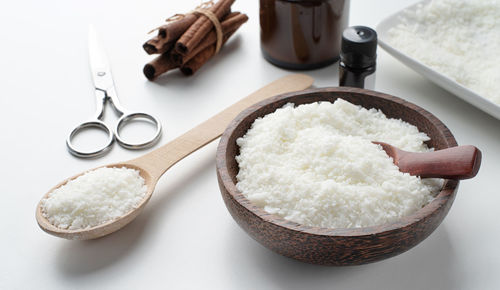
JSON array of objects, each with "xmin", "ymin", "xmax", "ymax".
[{"xmin": 376, "ymin": 0, "xmax": 500, "ymax": 120}]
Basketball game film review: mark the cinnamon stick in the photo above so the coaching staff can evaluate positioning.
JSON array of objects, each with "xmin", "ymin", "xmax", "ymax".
[
  {"xmin": 143, "ymin": 51, "xmax": 179, "ymax": 80},
  {"xmin": 175, "ymin": 0, "xmax": 235, "ymax": 55},
  {"xmin": 180, "ymin": 28, "xmax": 238, "ymax": 76},
  {"xmin": 143, "ymin": 14, "xmax": 199, "ymax": 55},
  {"xmin": 143, "ymin": 39, "xmax": 174, "ymax": 55},
  {"xmin": 172, "ymin": 12, "xmax": 248, "ymax": 66}
]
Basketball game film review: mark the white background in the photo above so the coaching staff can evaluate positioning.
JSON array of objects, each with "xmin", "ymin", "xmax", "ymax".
[{"xmin": 1, "ymin": 0, "xmax": 499, "ymax": 289}]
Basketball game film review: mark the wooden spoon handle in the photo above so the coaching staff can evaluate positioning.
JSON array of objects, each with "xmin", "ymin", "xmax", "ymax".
[
  {"xmin": 129, "ymin": 74, "xmax": 314, "ymax": 180},
  {"xmin": 397, "ymin": 145, "xmax": 482, "ymax": 179}
]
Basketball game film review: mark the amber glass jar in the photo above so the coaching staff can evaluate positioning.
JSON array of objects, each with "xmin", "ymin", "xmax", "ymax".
[{"xmin": 260, "ymin": 0, "xmax": 350, "ymax": 70}]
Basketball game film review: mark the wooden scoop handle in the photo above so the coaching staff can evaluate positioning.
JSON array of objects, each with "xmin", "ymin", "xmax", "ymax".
[
  {"xmin": 376, "ymin": 142, "xmax": 482, "ymax": 179},
  {"xmin": 129, "ymin": 74, "xmax": 314, "ymax": 181}
]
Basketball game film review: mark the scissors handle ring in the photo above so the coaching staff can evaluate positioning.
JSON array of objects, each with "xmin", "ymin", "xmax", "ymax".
[
  {"xmin": 66, "ymin": 120, "xmax": 114, "ymax": 158},
  {"xmin": 115, "ymin": 112, "xmax": 162, "ymax": 150}
]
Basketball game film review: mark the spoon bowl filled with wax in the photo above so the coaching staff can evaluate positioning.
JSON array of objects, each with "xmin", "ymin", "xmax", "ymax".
[
  {"xmin": 216, "ymin": 87, "xmax": 482, "ymax": 266},
  {"xmin": 35, "ymin": 74, "xmax": 314, "ymax": 240},
  {"xmin": 36, "ymin": 164, "xmax": 157, "ymax": 240}
]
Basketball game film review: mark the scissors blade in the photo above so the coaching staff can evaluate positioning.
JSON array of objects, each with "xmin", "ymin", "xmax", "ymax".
[{"xmin": 88, "ymin": 25, "xmax": 114, "ymax": 90}]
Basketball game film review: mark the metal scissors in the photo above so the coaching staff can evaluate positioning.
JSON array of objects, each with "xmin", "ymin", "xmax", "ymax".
[{"xmin": 66, "ymin": 26, "xmax": 162, "ymax": 158}]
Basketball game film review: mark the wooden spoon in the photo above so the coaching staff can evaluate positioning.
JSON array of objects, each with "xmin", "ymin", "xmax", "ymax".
[
  {"xmin": 374, "ymin": 142, "xmax": 481, "ymax": 179},
  {"xmin": 36, "ymin": 74, "xmax": 314, "ymax": 240}
]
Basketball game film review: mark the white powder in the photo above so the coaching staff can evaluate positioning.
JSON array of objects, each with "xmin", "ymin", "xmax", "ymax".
[
  {"xmin": 388, "ymin": 0, "xmax": 500, "ymax": 104},
  {"xmin": 42, "ymin": 167, "xmax": 147, "ymax": 230},
  {"xmin": 235, "ymin": 99, "xmax": 443, "ymax": 229}
]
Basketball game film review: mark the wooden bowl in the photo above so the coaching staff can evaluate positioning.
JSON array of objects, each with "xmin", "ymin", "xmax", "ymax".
[{"xmin": 215, "ymin": 87, "xmax": 459, "ymax": 266}]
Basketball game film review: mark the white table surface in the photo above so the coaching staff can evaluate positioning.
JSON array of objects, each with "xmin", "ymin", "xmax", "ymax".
[{"xmin": 1, "ymin": 0, "xmax": 499, "ymax": 289}]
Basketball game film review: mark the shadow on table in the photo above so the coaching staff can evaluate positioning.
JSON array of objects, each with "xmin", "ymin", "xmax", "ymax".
[
  {"xmin": 55, "ymin": 151, "xmax": 216, "ymax": 276},
  {"xmin": 226, "ymin": 223, "xmax": 456, "ymax": 290}
]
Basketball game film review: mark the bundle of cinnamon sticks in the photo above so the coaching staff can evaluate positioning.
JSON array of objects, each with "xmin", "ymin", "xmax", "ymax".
[{"xmin": 143, "ymin": 0, "xmax": 248, "ymax": 81}]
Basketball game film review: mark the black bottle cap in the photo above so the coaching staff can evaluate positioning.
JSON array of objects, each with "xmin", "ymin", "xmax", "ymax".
[{"xmin": 340, "ymin": 26, "xmax": 377, "ymax": 69}]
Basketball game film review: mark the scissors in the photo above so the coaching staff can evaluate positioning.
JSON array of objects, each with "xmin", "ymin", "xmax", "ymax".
[{"xmin": 66, "ymin": 26, "xmax": 162, "ymax": 158}]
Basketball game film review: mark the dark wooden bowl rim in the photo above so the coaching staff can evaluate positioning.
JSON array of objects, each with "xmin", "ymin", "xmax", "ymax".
[{"xmin": 216, "ymin": 87, "xmax": 458, "ymax": 238}]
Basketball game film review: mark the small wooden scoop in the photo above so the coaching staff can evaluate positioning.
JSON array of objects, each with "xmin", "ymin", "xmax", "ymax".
[{"xmin": 374, "ymin": 142, "xmax": 481, "ymax": 179}]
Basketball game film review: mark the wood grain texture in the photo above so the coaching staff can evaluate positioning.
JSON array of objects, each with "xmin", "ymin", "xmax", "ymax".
[
  {"xmin": 215, "ymin": 87, "xmax": 460, "ymax": 266},
  {"xmin": 35, "ymin": 74, "xmax": 314, "ymax": 240},
  {"xmin": 375, "ymin": 142, "xmax": 481, "ymax": 179}
]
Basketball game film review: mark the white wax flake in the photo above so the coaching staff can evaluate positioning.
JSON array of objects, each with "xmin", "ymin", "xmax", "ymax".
[
  {"xmin": 42, "ymin": 167, "xmax": 147, "ymax": 230},
  {"xmin": 388, "ymin": 0, "xmax": 500, "ymax": 104},
  {"xmin": 236, "ymin": 100, "xmax": 443, "ymax": 229}
]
